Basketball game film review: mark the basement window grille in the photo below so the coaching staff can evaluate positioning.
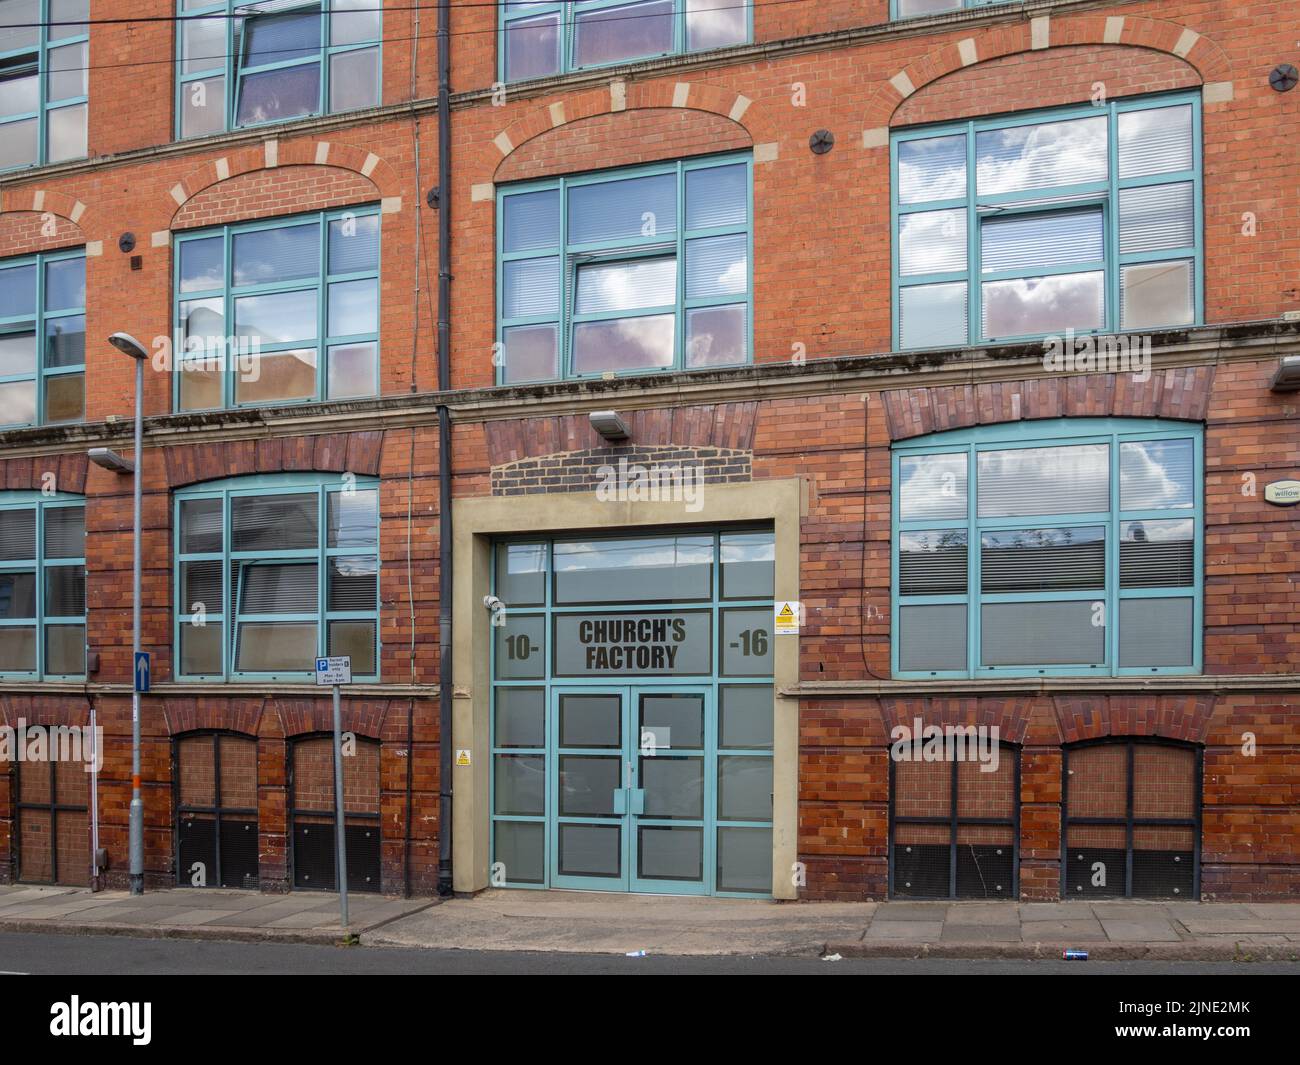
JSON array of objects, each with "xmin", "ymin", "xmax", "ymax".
[
  {"xmin": 1063, "ymin": 738, "xmax": 1201, "ymax": 899},
  {"xmin": 889, "ymin": 742, "xmax": 1020, "ymax": 899}
]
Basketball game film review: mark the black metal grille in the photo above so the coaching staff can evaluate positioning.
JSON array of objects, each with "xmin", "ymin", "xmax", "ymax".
[
  {"xmin": 1062, "ymin": 739, "xmax": 1201, "ymax": 899},
  {"xmin": 955, "ymin": 840, "xmax": 1015, "ymax": 899},
  {"xmin": 889, "ymin": 743, "xmax": 1020, "ymax": 899},
  {"xmin": 15, "ymin": 759, "xmax": 89, "ymax": 886},
  {"xmin": 173, "ymin": 732, "xmax": 259, "ymax": 889},
  {"xmin": 288, "ymin": 735, "xmax": 382, "ymax": 894},
  {"xmin": 290, "ymin": 818, "xmax": 381, "ymax": 892}
]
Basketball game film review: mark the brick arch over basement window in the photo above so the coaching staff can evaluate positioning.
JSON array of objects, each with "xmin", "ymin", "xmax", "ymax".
[
  {"xmin": 880, "ymin": 367, "xmax": 1216, "ymax": 442},
  {"xmin": 167, "ymin": 139, "xmax": 402, "ymax": 228},
  {"xmin": 163, "ymin": 697, "xmax": 267, "ymax": 737},
  {"xmin": 879, "ymin": 695, "xmax": 1035, "ymax": 745},
  {"xmin": 892, "ymin": 44, "xmax": 1202, "ymax": 128},
  {"xmin": 159, "ymin": 433, "xmax": 385, "ymax": 491},
  {"xmin": 160, "ymin": 695, "xmax": 394, "ymax": 741},
  {"xmin": 873, "ymin": 693, "xmax": 1217, "ymax": 746},
  {"xmin": 274, "ymin": 697, "xmax": 393, "ymax": 741},
  {"xmin": 862, "ymin": 13, "xmax": 1232, "ymax": 134},
  {"xmin": 1053, "ymin": 694, "xmax": 1217, "ymax": 745},
  {"xmin": 0, "ymin": 693, "xmax": 91, "ymax": 730}
]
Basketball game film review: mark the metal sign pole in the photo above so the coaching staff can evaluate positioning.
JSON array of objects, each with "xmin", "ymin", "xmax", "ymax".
[{"xmin": 332, "ymin": 681, "xmax": 348, "ymax": 930}]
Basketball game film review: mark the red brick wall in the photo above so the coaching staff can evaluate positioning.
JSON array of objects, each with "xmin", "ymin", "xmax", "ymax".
[{"xmin": 453, "ymin": 2, "xmax": 1300, "ymax": 389}]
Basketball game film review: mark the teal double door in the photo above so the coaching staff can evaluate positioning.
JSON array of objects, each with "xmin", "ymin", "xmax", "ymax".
[{"xmin": 552, "ymin": 685, "xmax": 716, "ymax": 893}]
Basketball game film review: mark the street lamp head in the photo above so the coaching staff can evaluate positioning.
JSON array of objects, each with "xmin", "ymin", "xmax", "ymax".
[{"xmin": 108, "ymin": 332, "xmax": 149, "ymax": 360}]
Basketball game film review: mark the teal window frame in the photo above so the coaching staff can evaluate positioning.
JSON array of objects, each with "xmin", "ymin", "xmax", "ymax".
[
  {"xmin": 173, "ymin": 473, "xmax": 381, "ymax": 684},
  {"xmin": 890, "ymin": 0, "xmax": 1010, "ymax": 19},
  {"xmin": 891, "ymin": 91, "xmax": 1203, "ymax": 350},
  {"xmin": 498, "ymin": 0, "xmax": 752, "ymax": 83},
  {"xmin": 0, "ymin": 0, "xmax": 88, "ymax": 171},
  {"xmin": 172, "ymin": 206, "xmax": 380, "ymax": 411},
  {"xmin": 891, "ymin": 418, "xmax": 1204, "ymax": 680},
  {"xmin": 489, "ymin": 530, "xmax": 775, "ymax": 897},
  {"xmin": 0, "ymin": 247, "xmax": 85, "ymax": 429},
  {"xmin": 0, "ymin": 491, "xmax": 86, "ymax": 681},
  {"xmin": 495, "ymin": 153, "xmax": 753, "ymax": 384},
  {"xmin": 175, "ymin": 0, "xmax": 382, "ymax": 139}
]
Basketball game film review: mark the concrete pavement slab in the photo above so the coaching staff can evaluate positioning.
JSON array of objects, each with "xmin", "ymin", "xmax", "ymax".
[
  {"xmin": 1019, "ymin": 920, "xmax": 1110, "ymax": 941},
  {"xmin": 1181, "ymin": 919, "xmax": 1300, "ymax": 934},
  {"xmin": 1019, "ymin": 903, "xmax": 1093, "ymax": 920},
  {"xmin": 940, "ymin": 924, "xmax": 1021, "ymax": 942},
  {"xmin": 1098, "ymin": 920, "xmax": 1184, "ymax": 942},
  {"xmin": 870, "ymin": 903, "xmax": 949, "ymax": 921},
  {"xmin": 264, "ymin": 913, "xmax": 346, "ymax": 929},
  {"xmin": 864, "ymin": 920, "xmax": 946, "ymax": 939},
  {"xmin": 153, "ymin": 910, "xmax": 244, "ymax": 927},
  {"xmin": 1248, "ymin": 904, "xmax": 1300, "ymax": 919}
]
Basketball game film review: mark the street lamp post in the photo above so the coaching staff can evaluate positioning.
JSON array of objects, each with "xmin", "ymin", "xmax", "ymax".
[{"xmin": 108, "ymin": 332, "xmax": 149, "ymax": 895}]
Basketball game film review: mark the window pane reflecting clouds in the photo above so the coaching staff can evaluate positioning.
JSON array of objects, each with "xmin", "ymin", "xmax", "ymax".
[
  {"xmin": 899, "ymin": 452, "xmax": 968, "ymax": 520},
  {"xmin": 981, "ymin": 270, "xmax": 1104, "ymax": 339},
  {"xmin": 976, "ymin": 116, "xmax": 1107, "ymax": 197}
]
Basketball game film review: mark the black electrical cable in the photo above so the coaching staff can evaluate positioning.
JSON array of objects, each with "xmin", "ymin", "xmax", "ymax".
[{"xmin": 859, "ymin": 393, "xmax": 886, "ymax": 680}]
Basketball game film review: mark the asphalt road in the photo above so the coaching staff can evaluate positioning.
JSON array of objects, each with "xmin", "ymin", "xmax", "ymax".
[{"xmin": 1, "ymin": 932, "xmax": 1298, "ymax": 975}]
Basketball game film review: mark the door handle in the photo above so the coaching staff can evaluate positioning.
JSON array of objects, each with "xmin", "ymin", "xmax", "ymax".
[
  {"xmin": 613, "ymin": 789, "xmax": 627, "ymax": 815},
  {"xmin": 631, "ymin": 788, "xmax": 646, "ymax": 816}
]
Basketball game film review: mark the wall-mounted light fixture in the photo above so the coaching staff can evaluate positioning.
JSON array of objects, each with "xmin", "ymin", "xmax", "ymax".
[
  {"xmin": 1269, "ymin": 355, "xmax": 1300, "ymax": 392},
  {"xmin": 589, "ymin": 410, "xmax": 630, "ymax": 441},
  {"xmin": 88, "ymin": 447, "xmax": 134, "ymax": 474}
]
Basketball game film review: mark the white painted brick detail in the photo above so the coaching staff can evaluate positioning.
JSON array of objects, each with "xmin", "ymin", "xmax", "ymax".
[
  {"xmin": 1031, "ymin": 16, "xmax": 1050, "ymax": 50},
  {"xmin": 1174, "ymin": 28, "xmax": 1200, "ymax": 58},
  {"xmin": 889, "ymin": 71, "xmax": 915, "ymax": 98}
]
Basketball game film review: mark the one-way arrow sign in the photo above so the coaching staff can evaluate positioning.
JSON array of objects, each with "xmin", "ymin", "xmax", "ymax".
[{"xmin": 134, "ymin": 652, "xmax": 150, "ymax": 693}]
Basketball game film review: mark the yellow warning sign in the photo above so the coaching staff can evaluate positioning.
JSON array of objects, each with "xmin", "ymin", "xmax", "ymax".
[
  {"xmin": 455, "ymin": 749, "xmax": 472, "ymax": 767},
  {"xmin": 774, "ymin": 601, "xmax": 800, "ymax": 636}
]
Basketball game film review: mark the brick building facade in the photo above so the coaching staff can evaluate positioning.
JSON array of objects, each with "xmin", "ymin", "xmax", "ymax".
[{"xmin": 0, "ymin": 0, "xmax": 1296, "ymax": 901}]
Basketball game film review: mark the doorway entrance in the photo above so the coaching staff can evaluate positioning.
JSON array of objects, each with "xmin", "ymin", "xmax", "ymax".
[
  {"xmin": 490, "ymin": 530, "xmax": 776, "ymax": 896},
  {"xmin": 553, "ymin": 686, "xmax": 719, "ymax": 892}
]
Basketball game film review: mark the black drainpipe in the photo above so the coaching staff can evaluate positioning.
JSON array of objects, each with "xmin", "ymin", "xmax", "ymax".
[{"xmin": 435, "ymin": 0, "xmax": 455, "ymax": 898}]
